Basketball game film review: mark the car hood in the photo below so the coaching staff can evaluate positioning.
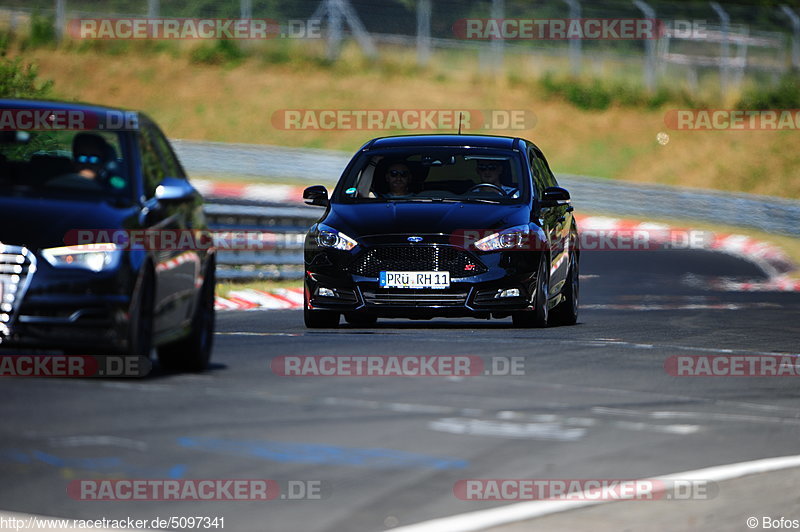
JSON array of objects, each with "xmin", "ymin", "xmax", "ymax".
[
  {"xmin": 0, "ymin": 196, "xmax": 138, "ymax": 251},
  {"xmin": 323, "ymin": 202, "xmax": 529, "ymax": 238}
]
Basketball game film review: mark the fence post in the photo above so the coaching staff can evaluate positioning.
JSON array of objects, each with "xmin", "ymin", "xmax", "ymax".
[
  {"xmin": 562, "ymin": 0, "xmax": 581, "ymax": 76},
  {"xmin": 633, "ymin": 0, "xmax": 657, "ymax": 90},
  {"xmin": 417, "ymin": 0, "xmax": 431, "ymax": 67},
  {"xmin": 326, "ymin": 0, "xmax": 343, "ymax": 60},
  {"xmin": 55, "ymin": 0, "xmax": 65, "ymax": 41},
  {"xmin": 148, "ymin": 0, "xmax": 159, "ymax": 18},
  {"xmin": 710, "ymin": 2, "xmax": 730, "ymax": 95},
  {"xmin": 781, "ymin": 5, "xmax": 800, "ymax": 70},
  {"xmin": 241, "ymin": 0, "xmax": 252, "ymax": 20},
  {"xmin": 490, "ymin": 0, "xmax": 504, "ymax": 72}
]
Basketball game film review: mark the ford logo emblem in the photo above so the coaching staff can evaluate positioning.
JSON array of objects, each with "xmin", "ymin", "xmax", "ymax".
[{"xmin": 407, "ymin": 236, "xmax": 423, "ymax": 243}]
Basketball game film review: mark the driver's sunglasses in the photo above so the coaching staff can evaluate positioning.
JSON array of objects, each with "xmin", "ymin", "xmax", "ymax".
[
  {"xmin": 76, "ymin": 154, "xmax": 102, "ymax": 165},
  {"xmin": 477, "ymin": 164, "xmax": 498, "ymax": 171},
  {"xmin": 389, "ymin": 170, "xmax": 410, "ymax": 177}
]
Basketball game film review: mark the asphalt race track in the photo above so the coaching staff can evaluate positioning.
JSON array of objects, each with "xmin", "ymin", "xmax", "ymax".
[{"xmin": 2, "ymin": 247, "xmax": 800, "ymax": 531}]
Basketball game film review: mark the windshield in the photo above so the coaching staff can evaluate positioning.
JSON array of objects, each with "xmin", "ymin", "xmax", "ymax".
[
  {"xmin": 0, "ymin": 129, "xmax": 132, "ymax": 200},
  {"xmin": 335, "ymin": 147, "xmax": 528, "ymax": 204}
]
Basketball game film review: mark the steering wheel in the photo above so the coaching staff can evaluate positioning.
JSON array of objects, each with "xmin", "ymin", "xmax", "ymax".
[{"xmin": 467, "ymin": 183, "xmax": 507, "ymax": 196}]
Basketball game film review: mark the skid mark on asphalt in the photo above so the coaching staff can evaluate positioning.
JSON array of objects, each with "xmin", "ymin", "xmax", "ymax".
[{"xmin": 176, "ymin": 437, "xmax": 467, "ymax": 470}]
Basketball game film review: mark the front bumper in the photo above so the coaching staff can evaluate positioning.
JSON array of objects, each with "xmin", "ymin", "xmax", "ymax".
[
  {"xmin": 0, "ymin": 247, "xmax": 136, "ymax": 354},
  {"xmin": 305, "ymin": 240, "xmax": 543, "ymax": 318}
]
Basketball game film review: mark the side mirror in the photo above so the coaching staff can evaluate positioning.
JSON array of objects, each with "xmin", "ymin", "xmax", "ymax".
[
  {"xmin": 303, "ymin": 185, "xmax": 329, "ymax": 207},
  {"xmin": 540, "ymin": 186, "xmax": 570, "ymax": 207},
  {"xmin": 155, "ymin": 177, "xmax": 196, "ymax": 203}
]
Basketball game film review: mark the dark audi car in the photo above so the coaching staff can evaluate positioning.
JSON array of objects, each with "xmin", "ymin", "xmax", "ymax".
[
  {"xmin": 0, "ymin": 99, "xmax": 215, "ymax": 371},
  {"xmin": 303, "ymin": 134, "xmax": 579, "ymax": 328}
]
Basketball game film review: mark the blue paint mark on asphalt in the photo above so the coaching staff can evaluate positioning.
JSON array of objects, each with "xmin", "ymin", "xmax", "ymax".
[
  {"xmin": 0, "ymin": 449, "xmax": 187, "ymax": 478},
  {"xmin": 176, "ymin": 437, "xmax": 468, "ymax": 470}
]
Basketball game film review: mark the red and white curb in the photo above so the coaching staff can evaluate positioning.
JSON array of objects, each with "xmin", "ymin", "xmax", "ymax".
[
  {"xmin": 194, "ymin": 179, "xmax": 306, "ymax": 203},
  {"xmin": 575, "ymin": 215, "xmax": 800, "ymax": 292},
  {"xmin": 215, "ymin": 287, "xmax": 304, "ymax": 311},
  {"xmin": 206, "ymin": 184, "xmax": 800, "ymax": 310}
]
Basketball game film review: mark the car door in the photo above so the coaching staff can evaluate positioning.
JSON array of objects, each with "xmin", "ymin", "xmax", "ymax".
[
  {"xmin": 137, "ymin": 122, "xmax": 198, "ymax": 335},
  {"xmin": 529, "ymin": 148, "xmax": 567, "ymax": 292},
  {"xmin": 536, "ymin": 148, "xmax": 572, "ymax": 289}
]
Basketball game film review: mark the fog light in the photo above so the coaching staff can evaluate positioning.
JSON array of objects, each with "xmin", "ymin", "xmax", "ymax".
[
  {"xmin": 495, "ymin": 288, "xmax": 520, "ymax": 299},
  {"xmin": 318, "ymin": 287, "xmax": 336, "ymax": 297}
]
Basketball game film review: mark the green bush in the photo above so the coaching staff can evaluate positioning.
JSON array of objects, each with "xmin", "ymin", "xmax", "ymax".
[
  {"xmin": 0, "ymin": 55, "xmax": 53, "ymax": 98},
  {"xmin": 737, "ymin": 73, "xmax": 800, "ymax": 109},
  {"xmin": 189, "ymin": 39, "xmax": 245, "ymax": 66},
  {"xmin": 539, "ymin": 73, "xmax": 685, "ymax": 110},
  {"xmin": 24, "ymin": 12, "xmax": 57, "ymax": 49}
]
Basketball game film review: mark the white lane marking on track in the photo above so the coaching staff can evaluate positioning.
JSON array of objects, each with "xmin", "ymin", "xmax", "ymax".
[
  {"xmin": 46, "ymin": 435, "xmax": 148, "ymax": 451},
  {"xmin": 592, "ymin": 406, "xmax": 800, "ymax": 426},
  {"xmin": 387, "ymin": 454, "xmax": 800, "ymax": 532},
  {"xmin": 428, "ymin": 418, "xmax": 587, "ymax": 441},
  {"xmin": 583, "ymin": 302, "xmax": 781, "ymax": 310}
]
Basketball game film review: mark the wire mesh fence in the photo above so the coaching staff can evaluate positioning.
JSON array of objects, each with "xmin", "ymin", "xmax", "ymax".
[{"xmin": 1, "ymin": 0, "xmax": 798, "ymax": 92}]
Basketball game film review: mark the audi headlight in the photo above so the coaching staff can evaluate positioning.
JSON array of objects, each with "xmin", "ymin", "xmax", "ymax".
[
  {"xmin": 42, "ymin": 243, "xmax": 122, "ymax": 272},
  {"xmin": 474, "ymin": 225, "xmax": 531, "ymax": 252},
  {"xmin": 316, "ymin": 229, "xmax": 357, "ymax": 251}
]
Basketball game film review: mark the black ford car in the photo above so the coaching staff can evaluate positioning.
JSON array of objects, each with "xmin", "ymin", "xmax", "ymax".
[
  {"xmin": 303, "ymin": 134, "xmax": 579, "ymax": 328},
  {"xmin": 0, "ymin": 99, "xmax": 215, "ymax": 371}
]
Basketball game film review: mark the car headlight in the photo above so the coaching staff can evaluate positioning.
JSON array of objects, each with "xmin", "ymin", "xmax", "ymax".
[
  {"xmin": 474, "ymin": 225, "xmax": 531, "ymax": 252},
  {"xmin": 41, "ymin": 243, "xmax": 122, "ymax": 272},
  {"xmin": 316, "ymin": 229, "xmax": 357, "ymax": 251}
]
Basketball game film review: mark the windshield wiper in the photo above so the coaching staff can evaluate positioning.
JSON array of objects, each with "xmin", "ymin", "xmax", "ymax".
[{"xmin": 461, "ymin": 197, "xmax": 503, "ymax": 204}]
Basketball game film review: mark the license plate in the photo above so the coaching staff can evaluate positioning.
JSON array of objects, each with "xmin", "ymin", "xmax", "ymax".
[{"xmin": 379, "ymin": 271, "xmax": 450, "ymax": 289}]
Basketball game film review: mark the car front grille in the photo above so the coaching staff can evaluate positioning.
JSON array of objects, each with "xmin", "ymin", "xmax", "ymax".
[
  {"xmin": 350, "ymin": 245, "xmax": 487, "ymax": 279},
  {"xmin": 0, "ymin": 245, "xmax": 36, "ymax": 337},
  {"xmin": 361, "ymin": 288, "xmax": 470, "ymax": 307}
]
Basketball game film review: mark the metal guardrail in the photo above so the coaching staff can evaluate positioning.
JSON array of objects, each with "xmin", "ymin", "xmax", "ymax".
[
  {"xmin": 204, "ymin": 202, "xmax": 320, "ymax": 281},
  {"xmin": 194, "ymin": 141, "xmax": 800, "ymax": 280}
]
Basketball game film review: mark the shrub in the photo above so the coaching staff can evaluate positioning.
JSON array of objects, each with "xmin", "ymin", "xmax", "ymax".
[
  {"xmin": 24, "ymin": 12, "xmax": 57, "ymax": 49},
  {"xmin": 0, "ymin": 55, "xmax": 53, "ymax": 98},
  {"xmin": 737, "ymin": 73, "xmax": 800, "ymax": 109},
  {"xmin": 189, "ymin": 39, "xmax": 245, "ymax": 66}
]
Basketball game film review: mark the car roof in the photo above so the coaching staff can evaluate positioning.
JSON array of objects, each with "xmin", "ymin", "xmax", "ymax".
[
  {"xmin": 0, "ymin": 98, "xmax": 149, "ymax": 127},
  {"xmin": 0, "ymin": 98, "xmax": 131, "ymax": 114},
  {"xmin": 366, "ymin": 134, "xmax": 521, "ymax": 150}
]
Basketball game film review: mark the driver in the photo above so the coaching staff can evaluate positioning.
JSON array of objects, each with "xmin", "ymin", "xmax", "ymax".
[
  {"xmin": 72, "ymin": 133, "xmax": 114, "ymax": 180},
  {"xmin": 384, "ymin": 163, "xmax": 414, "ymax": 197},
  {"xmin": 475, "ymin": 159, "xmax": 518, "ymax": 197}
]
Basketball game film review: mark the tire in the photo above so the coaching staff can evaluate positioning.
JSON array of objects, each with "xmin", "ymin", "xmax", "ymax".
[
  {"xmin": 512, "ymin": 256, "xmax": 549, "ymax": 328},
  {"xmin": 549, "ymin": 251, "xmax": 579, "ymax": 326},
  {"xmin": 157, "ymin": 262, "xmax": 215, "ymax": 372},
  {"xmin": 344, "ymin": 312, "xmax": 378, "ymax": 326},
  {"xmin": 127, "ymin": 267, "xmax": 155, "ymax": 358},
  {"xmin": 304, "ymin": 306, "xmax": 340, "ymax": 328}
]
